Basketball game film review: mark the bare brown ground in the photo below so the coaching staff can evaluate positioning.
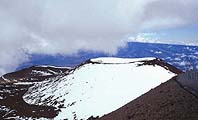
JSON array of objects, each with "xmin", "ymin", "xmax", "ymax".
[{"xmin": 97, "ymin": 78, "xmax": 198, "ymax": 120}]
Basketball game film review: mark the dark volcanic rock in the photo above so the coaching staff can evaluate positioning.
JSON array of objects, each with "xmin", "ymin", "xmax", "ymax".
[{"xmin": 138, "ymin": 58, "xmax": 183, "ymax": 74}]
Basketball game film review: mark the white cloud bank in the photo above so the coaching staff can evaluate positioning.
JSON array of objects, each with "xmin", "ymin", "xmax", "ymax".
[{"xmin": 0, "ymin": 0, "xmax": 198, "ymax": 75}]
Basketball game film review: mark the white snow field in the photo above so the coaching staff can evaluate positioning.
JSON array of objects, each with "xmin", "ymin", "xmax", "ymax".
[{"xmin": 23, "ymin": 57, "xmax": 176, "ymax": 120}]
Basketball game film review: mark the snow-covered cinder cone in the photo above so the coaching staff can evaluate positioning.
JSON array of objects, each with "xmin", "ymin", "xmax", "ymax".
[{"xmin": 23, "ymin": 57, "xmax": 181, "ymax": 120}]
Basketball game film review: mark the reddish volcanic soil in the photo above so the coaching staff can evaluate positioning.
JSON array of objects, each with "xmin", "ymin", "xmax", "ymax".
[{"xmin": 97, "ymin": 78, "xmax": 198, "ymax": 120}]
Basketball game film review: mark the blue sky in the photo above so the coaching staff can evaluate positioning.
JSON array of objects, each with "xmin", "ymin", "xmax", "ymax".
[
  {"xmin": 0, "ymin": 0, "xmax": 197, "ymax": 75},
  {"xmin": 154, "ymin": 25, "xmax": 198, "ymax": 44},
  {"xmin": 127, "ymin": 25, "xmax": 198, "ymax": 45}
]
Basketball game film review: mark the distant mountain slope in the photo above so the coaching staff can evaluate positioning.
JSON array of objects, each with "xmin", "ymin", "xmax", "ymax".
[
  {"xmin": 21, "ymin": 57, "xmax": 180, "ymax": 120},
  {"xmin": 97, "ymin": 74, "xmax": 198, "ymax": 120},
  {"xmin": 0, "ymin": 66, "xmax": 70, "ymax": 84}
]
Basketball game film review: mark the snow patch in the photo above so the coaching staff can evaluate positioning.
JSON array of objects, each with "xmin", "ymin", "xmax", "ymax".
[
  {"xmin": 91, "ymin": 57, "xmax": 155, "ymax": 64},
  {"xmin": 1, "ymin": 75, "xmax": 10, "ymax": 82},
  {"xmin": 14, "ymin": 82, "xmax": 34, "ymax": 85},
  {"xmin": 36, "ymin": 65, "xmax": 72, "ymax": 69},
  {"xmin": 32, "ymin": 70, "xmax": 52, "ymax": 76}
]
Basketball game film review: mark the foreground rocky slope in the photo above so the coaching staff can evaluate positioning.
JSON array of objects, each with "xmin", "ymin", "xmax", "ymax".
[
  {"xmin": 0, "ymin": 57, "xmax": 182, "ymax": 119},
  {"xmin": 97, "ymin": 72, "xmax": 198, "ymax": 120}
]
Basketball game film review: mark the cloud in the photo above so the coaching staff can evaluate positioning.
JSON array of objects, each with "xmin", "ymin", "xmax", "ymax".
[
  {"xmin": 0, "ymin": 0, "xmax": 197, "ymax": 75},
  {"xmin": 128, "ymin": 33, "xmax": 160, "ymax": 43},
  {"xmin": 142, "ymin": 0, "xmax": 198, "ymax": 30}
]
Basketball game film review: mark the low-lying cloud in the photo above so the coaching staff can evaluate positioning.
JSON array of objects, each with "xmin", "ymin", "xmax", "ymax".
[{"xmin": 0, "ymin": 0, "xmax": 197, "ymax": 75}]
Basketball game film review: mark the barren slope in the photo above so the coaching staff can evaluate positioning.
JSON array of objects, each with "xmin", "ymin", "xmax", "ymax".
[{"xmin": 97, "ymin": 77, "xmax": 198, "ymax": 120}]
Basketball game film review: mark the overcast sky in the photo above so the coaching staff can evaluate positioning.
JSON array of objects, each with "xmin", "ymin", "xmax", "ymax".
[{"xmin": 0, "ymin": 0, "xmax": 198, "ymax": 75}]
